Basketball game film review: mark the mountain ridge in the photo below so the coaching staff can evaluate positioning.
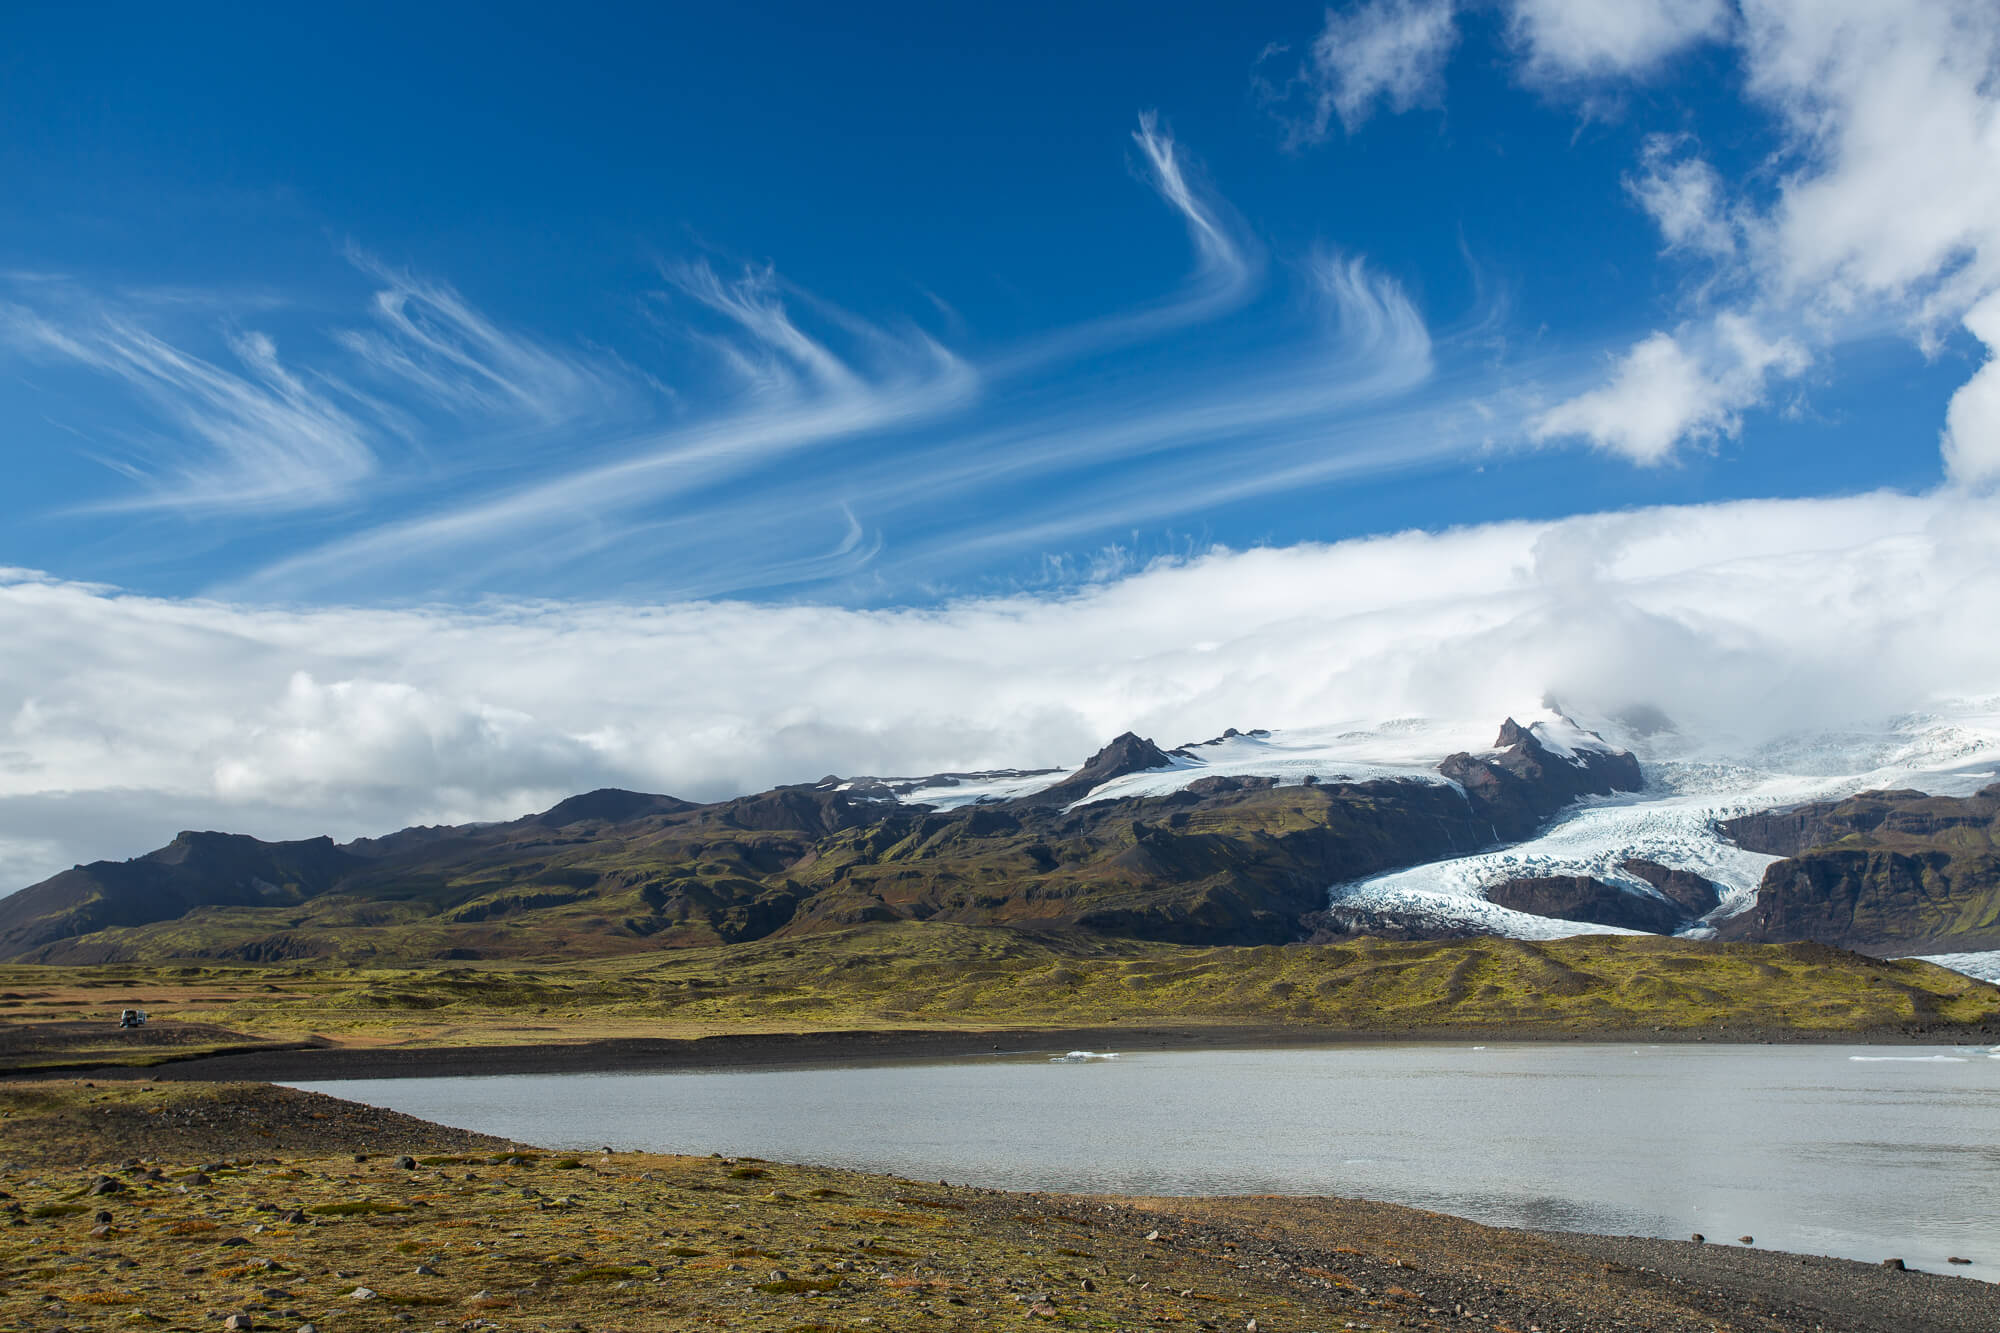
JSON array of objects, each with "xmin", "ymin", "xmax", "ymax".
[{"xmin": 0, "ymin": 718, "xmax": 1645, "ymax": 963}]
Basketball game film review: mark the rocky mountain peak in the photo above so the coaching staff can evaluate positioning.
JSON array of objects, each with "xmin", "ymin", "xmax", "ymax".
[{"xmin": 1008, "ymin": 731, "xmax": 1174, "ymax": 808}]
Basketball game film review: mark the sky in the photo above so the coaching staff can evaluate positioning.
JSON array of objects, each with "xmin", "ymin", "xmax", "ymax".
[{"xmin": 4, "ymin": 1, "xmax": 2000, "ymax": 888}]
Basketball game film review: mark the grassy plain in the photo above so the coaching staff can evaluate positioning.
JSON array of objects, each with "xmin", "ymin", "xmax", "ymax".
[{"xmin": 1, "ymin": 924, "xmax": 1995, "ymax": 1073}]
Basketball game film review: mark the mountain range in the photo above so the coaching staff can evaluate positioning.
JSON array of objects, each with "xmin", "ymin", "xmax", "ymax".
[{"xmin": 1, "ymin": 713, "xmax": 1997, "ymax": 970}]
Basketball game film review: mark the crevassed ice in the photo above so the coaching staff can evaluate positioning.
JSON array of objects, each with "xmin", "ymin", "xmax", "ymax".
[{"xmin": 1330, "ymin": 702, "xmax": 2000, "ymax": 942}]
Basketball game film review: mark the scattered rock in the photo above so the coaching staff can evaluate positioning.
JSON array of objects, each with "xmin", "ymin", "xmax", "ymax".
[
  {"xmin": 222, "ymin": 1317, "xmax": 255, "ymax": 1331},
  {"xmin": 349, "ymin": 1286, "xmax": 378, "ymax": 1300},
  {"xmin": 1690, "ymin": 1233, "xmax": 1704, "ymax": 1243},
  {"xmin": 393, "ymin": 1156, "xmax": 416, "ymax": 1170},
  {"xmin": 87, "ymin": 1177, "xmax": 124, "ymax": 1196},
  {"xmin": 1948, "ymin": 1256, "xmax": 1973, "ymax": 1264},
  {"xmin": 93, "ymin": 1209, "xmax": 112, "ymax": 1224},
  {"xmin": 187, "ymin": 1172, "xmax": 212, "ymax": 1186},
  {"xmin": 1144, "ymin": 1229, "xmax": 1161, "ymax": 1241},
  {"xmin": 1882, "ymin": 1258, "xmax": 1906, "ymax": 1271},
  {"xmin": 1739, "ymin": 1236, "xmax": 1755, "ymax": 1245},
  {"xmin": 413, "ymin": 1263, "xmax": 440, "ymax": 1276}
]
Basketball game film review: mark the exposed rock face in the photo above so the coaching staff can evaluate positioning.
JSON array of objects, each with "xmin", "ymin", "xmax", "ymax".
[
  {"xmin": 1718, "ymin": 786, "xmax": 2000, "ymax": 953},
  {"xmin": 0, "ymin": 718, "xmax": 1648, "ymax": 962},
  {"xmin": 1009, "ymin": 732, "xmax": 1174, "ymax": 808},
  {"xmin": 1484, "ymin": 876, "xmax": 1686, "ymax": 934},
  {"xmin": 1438, "ymin": 719, "xmax": 1644, "ymax": 842},
  {"xmin": 1620, "ymin": 858, "xmax": 1722, "ymax": 918}
]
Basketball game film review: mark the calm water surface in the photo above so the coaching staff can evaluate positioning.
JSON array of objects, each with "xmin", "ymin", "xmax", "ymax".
[{"xmin": 294, "ymin": 1043, "xmax": 2000, "ymax": 1275}]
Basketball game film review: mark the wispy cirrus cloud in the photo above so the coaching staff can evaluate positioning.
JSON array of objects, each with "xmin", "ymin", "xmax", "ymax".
[
  {"xmin": 335, "ymin": 250, "xmax": 618, "ymax": 427},
  {"xmin": 0, "ymin": 255, "xmax": 642, "ymax": 515},
  {"xmin": 0, "ymin": 294, "xmax": 378, "ymax": 511}
]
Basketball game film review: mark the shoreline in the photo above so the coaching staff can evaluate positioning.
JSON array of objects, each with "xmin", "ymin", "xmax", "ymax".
[
  {"xmin": 1, "ymin": 1079, "xmax": 1993, "ymax": 1331},
  {"xmin": 28, "ymin": 1018, "xmax": 1995, "ymax": 1082}
]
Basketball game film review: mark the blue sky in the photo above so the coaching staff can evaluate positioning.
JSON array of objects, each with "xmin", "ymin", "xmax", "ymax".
[
  {"xmin": 4, "ymin": 1, "xmax": 1986, "ymax": 606},
  {"xmin": 3, "ymin": 1, "xmax": 2000, "ymax": 883}
]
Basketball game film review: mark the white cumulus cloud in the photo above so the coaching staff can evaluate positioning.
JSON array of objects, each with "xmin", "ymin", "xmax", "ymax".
[
  {"xmin": 1507, "ymin": 0, "xmax": 1731, "ymax": 84},
  {"xmin": 5, "ymin": 489, "xmax": 1999, "ymax": 890},
  {"xmin": 1268, "ymin": 0, "xmax": 1460, "ymax": 141}
]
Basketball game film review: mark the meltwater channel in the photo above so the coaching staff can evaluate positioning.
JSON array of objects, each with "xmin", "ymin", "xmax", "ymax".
[{"xmin": 293, "ymin": 1042, "xmax": 2000, "ymax": 1276}]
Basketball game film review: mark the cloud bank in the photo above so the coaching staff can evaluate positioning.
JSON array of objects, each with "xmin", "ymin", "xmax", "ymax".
[{"xmin": 5, "ymin": 489, "xmax": 1997, "ymax": 890}]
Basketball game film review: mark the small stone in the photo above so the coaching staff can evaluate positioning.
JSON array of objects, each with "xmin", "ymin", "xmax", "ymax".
[
  {"xmin": 413, "ymin": 1264, "xmax": 440, "ymax": 1276},
  {"xmin": 1246, "ymin": 1321, "xmax": 1260, "ymax": 1333},
  {"xmin": 393, "ymin": 1156, "xmax": 416, "ymax": 1170},
  {"xmin": 1948, "ymin": 1256, "xmax": 1972, "ymax": 1265},
  {"xmin": 1690, "ymin": 1233, "xmax": 1704, "ymax": 1243},
  {"xmin": 1881, "ymin": 1257, "xmax": 1906, "ymax": 1271},
  {"xmin": 220, "ymin": 1236, "xmax": 250, "ymax": 1247},
  {"xmin": 88, "ymin": 1178, "xmax": 124, "ymax": 1196},
  {"xmin": 187, "ymin": 1173, "xmax": 212, "ymax": 1186},
  {"xmin": 222, "ymin": 1317, "xmax": 256, "ymax": 1331},
  {"xmin": 1079, "ymin": 1277, "xmax": 1095, "ymax": 1292},
  {"xmin": 280, "ymin": 1209, "xmax": 306, "ymax": 1224},
  {"xmin": 1028, "ymin": 1303, "xmax": 1059, "ymax": 1318},
  {"xmin": 1144, "ymin": 1230, "xmax": 1161, "ymax": 1242},
  {"xmin": 349, "ymin": 1287, "xmax": 378, "ymax": 1300},
  {"xmin": 1738, "ymin": 1235, "xmax": 1755, "ymax": 1245},
  {"xmin": 768, "ymin": 1270, "xmax": 789, "ymax": 1282},
  {"xmin": 93, "ymin": 1210, "xmax": 112, "ymax": 1224},
  {"xmin": 298, "ymin": 1325, "xmax": 319, "ymax": 1333},
  {"xmin": 89, "ymin": 1224, "xmax": 112, "ymax": 1238}
]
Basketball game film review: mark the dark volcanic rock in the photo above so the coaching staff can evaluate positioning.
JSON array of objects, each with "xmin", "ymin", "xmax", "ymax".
[
  {"xmin": 1484, "ymin": 876, "xmax": 1687, "ymax": 934},
  {"xmin": 1009, "ymin": 732, "xmax": 1175, "ymax": 808},
  {"xmin": 0, "ymin": 831, "xmax": 360, "ymax": 959},
  {"xmin": 1718, "ymin": 785, "xmax": 2000, "ymax": 953},
  {"xmin": 1439, "ymin": 719, "xmax": 1644, "ymax": 842},
  {"xmin": 1621, "ymin": 859, "xmax": 1721, "ymax": 917},
  {"xmin": 532, "ymin": 788, "xmax": 696, "ymax": 827}
]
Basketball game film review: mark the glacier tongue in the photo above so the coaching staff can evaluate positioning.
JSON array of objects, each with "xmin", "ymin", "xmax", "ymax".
[{"xmin": 1329, "ymin": 701, "xmax": 2000, "ymax": 941}]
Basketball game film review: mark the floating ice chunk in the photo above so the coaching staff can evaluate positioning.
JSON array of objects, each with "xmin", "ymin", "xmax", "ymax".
[
  {"xmin": 1050, "ymin": 1050, "xmax": 1119, "ymax": 1063},
  {"xmin": 1848, "ymin": 1055, "xmax": 1970, "ymax": 1063}
]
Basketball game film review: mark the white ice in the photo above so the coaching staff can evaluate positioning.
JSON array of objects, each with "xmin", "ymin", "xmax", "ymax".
[
  {"xmin": 1330, "ymin": 701, "xmax": 2000, "ymax": 940},
  {"xmin": 1914, "ymin": 951, "xmax": 2000, "ymax": 985}
]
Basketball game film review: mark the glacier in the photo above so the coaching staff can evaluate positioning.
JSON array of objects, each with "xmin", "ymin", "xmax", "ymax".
[{"xmin": 869, "ymin": 699, "xmax": 2000, "ymax": 981}]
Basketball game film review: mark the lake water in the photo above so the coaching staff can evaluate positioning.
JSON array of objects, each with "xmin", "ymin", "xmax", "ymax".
[{"xmin": 292, "ymin": 1042, "xmax": 2000, "ymax": 1276}]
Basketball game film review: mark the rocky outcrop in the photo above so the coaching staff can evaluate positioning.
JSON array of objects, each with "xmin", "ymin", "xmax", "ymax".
[
  {"xmin": 1620, "ymin": 858, "xmax": 1721, "ymax": 918},
  {"xmin": 1484, "ymin": 875, "xmax": 1686, "ymax": 934},
  {"xmin": 1010, "ymin": 732, "xmax": 1174, "ymax": 808},
  {"xmin": 1439, "ymin": 719, "xmax": 1644, "ymax": 842},
  {"xmin": 1718, "ymin": 785, "xmax": 2000, "ymax": 953}
]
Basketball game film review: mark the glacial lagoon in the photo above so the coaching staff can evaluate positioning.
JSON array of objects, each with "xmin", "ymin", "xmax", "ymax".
[{"xmin": 294, "ymin": 1042, "xmax": 2000, "ymax": 1277}]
